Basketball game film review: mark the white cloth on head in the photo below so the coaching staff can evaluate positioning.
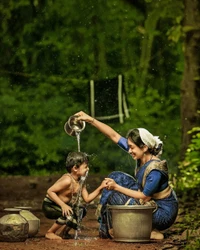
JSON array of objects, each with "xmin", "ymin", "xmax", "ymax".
[{"xmin": 138, "ymin": 128, "xmax": 163, "ymax": 149}]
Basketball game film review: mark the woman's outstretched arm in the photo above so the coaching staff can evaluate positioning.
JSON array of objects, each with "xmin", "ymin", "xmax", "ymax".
[{"xmin": 75, "ymin": 111, "xmax": 121, "ymax": 144}]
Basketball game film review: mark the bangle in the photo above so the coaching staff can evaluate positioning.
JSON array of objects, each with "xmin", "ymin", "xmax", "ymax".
[{"xmin": 90, "ymin": 118, "xmax": 95, "ymax": 124}]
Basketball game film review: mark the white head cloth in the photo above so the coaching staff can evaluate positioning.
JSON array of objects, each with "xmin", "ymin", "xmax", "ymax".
[{"xmin": 138, "ymin": 128, "xmax": 163, "ymax": 150}]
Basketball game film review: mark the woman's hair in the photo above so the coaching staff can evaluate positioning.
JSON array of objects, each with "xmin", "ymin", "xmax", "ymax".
[
  {"xmin": 126, "ymin": 128, "xmax": 163, "ymax": 156},
  {"xmin": 126, "ymin": 128, "xmax": 144, "ymax": 148},
  {"xmin": 66, "ymin": 152, "xmax": 89, "ymax": 173}
]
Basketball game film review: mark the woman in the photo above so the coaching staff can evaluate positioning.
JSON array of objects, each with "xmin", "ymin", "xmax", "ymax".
[{"xmin": 75, "ymin": 111, "xmax": 178, "ymax": 240}]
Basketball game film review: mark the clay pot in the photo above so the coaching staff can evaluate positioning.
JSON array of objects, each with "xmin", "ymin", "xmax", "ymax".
[
  {"xmin": 0, "ymin": 208, "xmax": 29, "ymax": 242},
  {"xmin": 15, "ymin": 207, "xmax": 40, "ymax": 237}
]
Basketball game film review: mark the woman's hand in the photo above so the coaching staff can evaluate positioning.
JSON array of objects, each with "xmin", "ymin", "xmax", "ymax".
[
  {"xmin": 105, "ymin": 178, "xmax": 117, "ymax": 190},
  {"xmin": 75, "ymin": 111, "xmax": 94, "ymax": 123},
  {"xmin": 61, "ymin": 203, "xmax": 73, "ymax": 217},
  {"xmin": 74, "ymin": 110, "xmax": 121, "ymax": 144},
  {"xmin": 105, "ymin": 178, "xmax": 151, "ymax": 201}
]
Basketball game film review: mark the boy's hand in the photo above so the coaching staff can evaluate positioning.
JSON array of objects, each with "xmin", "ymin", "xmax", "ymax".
[
  {"xmin": 104, "ymin": 178, "xmax": 117, "ymax": 190},
  {"xmin": 61, "ymin": 203, "xmax": 73, "ymax": 217},
  {"xmin": 101, "ymin": 180, "xmax": 108, "ymax": 188},
  {"xmin": 100, "ymin": 179, "xmax": 108, "ymax": 189}
]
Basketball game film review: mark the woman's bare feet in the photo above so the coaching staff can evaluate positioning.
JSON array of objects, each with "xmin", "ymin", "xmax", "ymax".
[
  {"xmin": 45, "ymin": 232, "xmax": 63, "ymax": 240},
  {"xmin": 108, "ymin": 228, "xmax": 114, "ymax": 239},
  {"xmin": 150, "ymin": 230, "xmax": 164, "ymax": 240}
]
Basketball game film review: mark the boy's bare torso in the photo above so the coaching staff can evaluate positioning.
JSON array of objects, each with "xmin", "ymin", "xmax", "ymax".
[{"xmin": 47, "ymin": 173, "xmax": 81, "ymax": 204}]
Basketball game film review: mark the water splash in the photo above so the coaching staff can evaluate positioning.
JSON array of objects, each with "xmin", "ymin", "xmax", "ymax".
[
  {"xmin": 73, "ymin": 237, "xmax": 98, "ymax": 246},
  {"xmin": 74, "ymin": 170, "xmax": 89, "ymax": 240}
]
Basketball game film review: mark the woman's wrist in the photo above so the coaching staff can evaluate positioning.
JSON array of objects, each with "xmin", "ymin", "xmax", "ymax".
[
  {"xmin": 89, "ymin": 117, "xmax": 95, "ymax": 124},
  {"xmin": 114, "ymin": 183, "xmax": 119, "ymax": 191}
]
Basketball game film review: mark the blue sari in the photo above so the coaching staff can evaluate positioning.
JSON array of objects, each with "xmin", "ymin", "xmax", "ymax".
[{"xmin": 98, "ymin": 137, "xmax": 178, "ymax": 238}]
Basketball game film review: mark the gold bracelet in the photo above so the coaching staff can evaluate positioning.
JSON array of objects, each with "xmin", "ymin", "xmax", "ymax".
[{"xmin": 90, "ymin": 118, "xmax": 95, "ymax": 124}]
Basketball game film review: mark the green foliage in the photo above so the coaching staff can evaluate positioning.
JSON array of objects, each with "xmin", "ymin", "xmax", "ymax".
[
  {"xmin": 175, "ymin": 206, "xmax": 200, "ymax": 250},
  {"xmin": 78, "ymin": 86, "xmax": 181, "ymax": 175},
  {"xmin": 185, "ymin": 240, "xmax": 200, "ymax": 250},
  {"xmin": 0, "ymin": 76, "xmax": 88, "ymax": 175},
  {"xmin": 182, "ymin": 208, "xmax": 200, "ymax": 250},
  {"xmin": 177, "ymin": 127, "xmax": 200, "ymax": 190},
  {"xmin": 0, "ymin": 0, "xmax": 185, "ymax": 175},
  {"xmin": 123, "ymin": 86, "xmax": 181, "ymax": 172}
]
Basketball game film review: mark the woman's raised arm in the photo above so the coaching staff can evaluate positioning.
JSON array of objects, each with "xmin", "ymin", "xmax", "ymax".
[{"xmin": 75, "ymin": 111, "xmax": 121, "ymax": 144}]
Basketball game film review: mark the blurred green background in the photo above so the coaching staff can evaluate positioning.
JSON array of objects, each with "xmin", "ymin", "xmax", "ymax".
[{"xmin": 0, "ymin": 0, "xmax": 199, "ymax": 186}]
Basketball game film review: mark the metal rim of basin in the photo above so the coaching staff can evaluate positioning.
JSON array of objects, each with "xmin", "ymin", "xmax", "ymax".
[{"xmin": 108, "ymin": 205, "xmax": 155, "ymax": 210}]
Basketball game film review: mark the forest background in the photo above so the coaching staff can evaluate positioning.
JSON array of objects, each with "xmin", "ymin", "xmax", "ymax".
[{"xmin": 0, "ymin": 0, "xmax": 200, "ymax": 193}]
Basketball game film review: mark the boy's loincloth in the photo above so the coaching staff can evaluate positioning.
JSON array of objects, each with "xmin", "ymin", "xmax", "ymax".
[{"xmin": 42, "ymin": 196, "xmax": 86, "ymax": 230}]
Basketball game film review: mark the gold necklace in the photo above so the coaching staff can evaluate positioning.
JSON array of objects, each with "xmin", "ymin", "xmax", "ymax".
[{"xmin": 70, "ymin": 174, "xmax": 79, "ymax": 183}]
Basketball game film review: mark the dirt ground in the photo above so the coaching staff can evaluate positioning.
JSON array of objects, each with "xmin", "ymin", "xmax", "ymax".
[{"xmin": 0, "ymin": 175, "xmax": 190, "ymax": 250}]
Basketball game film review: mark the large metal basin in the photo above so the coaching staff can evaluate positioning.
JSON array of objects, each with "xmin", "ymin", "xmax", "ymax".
[{"xmin": 108, "ymin": 205, "xmax": 154, "ymax": 242}]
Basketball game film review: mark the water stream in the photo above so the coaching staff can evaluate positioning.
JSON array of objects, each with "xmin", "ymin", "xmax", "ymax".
[
  {"xmin": 75, "ymin": 131, "xmax": 81, "ymax": 152},
  {"xmin": 74, "ymin": 131, "xmax": 88, "ymax": 239},
  {"xmin": 74, "ymin": 171, "xmax": 88, "ymax": 240}
]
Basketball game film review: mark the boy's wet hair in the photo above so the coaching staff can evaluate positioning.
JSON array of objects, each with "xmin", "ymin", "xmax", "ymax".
[{"xmin": 66, "ymin": 152, "xmax": 89, "ymax": 173}]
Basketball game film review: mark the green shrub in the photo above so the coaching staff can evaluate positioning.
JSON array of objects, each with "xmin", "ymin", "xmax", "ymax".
[{"xmin": 178, "ymin": 126, "xmax": 200, "ymax": 190}]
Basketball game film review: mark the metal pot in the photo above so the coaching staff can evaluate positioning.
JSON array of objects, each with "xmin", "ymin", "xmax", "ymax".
[
  {"xmin": 108, "ymin": 205, "xmax": 154, "ymax": 242},
  {"xmin": 64, "ymin": 115, "xmax": 86, "ymax": 136}
]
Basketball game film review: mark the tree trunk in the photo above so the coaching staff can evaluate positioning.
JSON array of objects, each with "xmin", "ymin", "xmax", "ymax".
[{"xmin": 180, "ymin": 0, "xmax": 200, "ymax": 159}]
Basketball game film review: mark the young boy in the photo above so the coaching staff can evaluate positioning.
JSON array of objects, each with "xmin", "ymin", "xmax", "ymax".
[{"xmin": 42, "ymin": 151, "xmax": 107, "ymax": 240}]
